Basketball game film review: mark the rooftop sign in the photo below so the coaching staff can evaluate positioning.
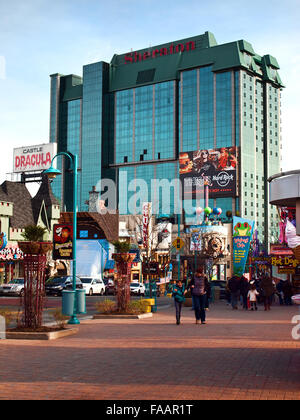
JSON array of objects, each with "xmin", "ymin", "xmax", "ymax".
[
  {"xmin": 124, "ymin": 40, "xmax": 196, "ymax": 64},
  {"xmin": 13, "ymin": 143, "xmax": 57, "ymax": 174}
]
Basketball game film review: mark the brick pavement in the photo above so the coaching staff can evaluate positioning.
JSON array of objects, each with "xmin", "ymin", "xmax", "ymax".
[{"xmin": 0, "ymin": 300, "xmax": 300, "ymax": 400}]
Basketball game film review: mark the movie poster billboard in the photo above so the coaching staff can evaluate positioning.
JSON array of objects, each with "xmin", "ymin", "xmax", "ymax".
[
  {"xmin": 53, "ymin": 224, "xmax": 73, "ymax": 260},
  {"xmin": 179, "ymin": 147, "xmax": 237, "ymax": 198},
  {"xmin": 232, "ymin": 217, "xmax": 255, "ymax": 276}
]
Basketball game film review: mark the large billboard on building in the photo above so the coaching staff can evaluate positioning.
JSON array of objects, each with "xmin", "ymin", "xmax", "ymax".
[
  {"xmin": 179, "ymin": 146, "xmax": 237, "ymax": 198},
  {"xmin": 13, "ymin": 143, "xmax": 57, "ymax": 173}
]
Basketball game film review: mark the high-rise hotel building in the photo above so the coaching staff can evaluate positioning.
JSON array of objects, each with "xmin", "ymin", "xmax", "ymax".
[{"xmin": 49, "ymin": 31, "xmax": 283, "ymax": 245}]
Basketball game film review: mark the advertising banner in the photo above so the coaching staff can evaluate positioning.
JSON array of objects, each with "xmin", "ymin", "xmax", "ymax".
[
  {"xmin": 189, "ymin": 225, "xmax": 228, "ymax": 252},
  {"xmin": 179, "ymin": 146, "xmax": 237, "ymax": 198},
  {"xmin": 53, "ymin": 224, "xmax": 73, "ymax": 260},
  {"xmin": 232, "ymin": 217, "xmax": 255, "ymax": 276},
  {"xmin": 13, "ymin": 143, "xmax": 57, "ymax": 173},
  {"xmin": 0, "ymin": 233, "xmax": 7, "ymax": 251},
  {"xmin": 142, "ymin": 202, "xmax": 152, "ymax": 249}
]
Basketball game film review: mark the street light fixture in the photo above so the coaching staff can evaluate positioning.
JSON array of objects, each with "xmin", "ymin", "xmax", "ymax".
[{"xmin": 44, "ymin": 152, "xmax": 80, "ymax": 325}]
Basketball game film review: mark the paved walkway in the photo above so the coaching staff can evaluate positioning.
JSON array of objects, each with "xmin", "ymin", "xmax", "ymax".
[{"xmin": 0, "ymin": 301, "xmax": 300, "ymax": 400}]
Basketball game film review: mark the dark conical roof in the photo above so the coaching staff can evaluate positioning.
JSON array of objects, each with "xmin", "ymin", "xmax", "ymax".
[
  {"xmin": 0, "ymin": 181, "xmax": 35, "ymax": 228},
  {"xmin": 31, "ymin": 175, "xmax": 60, "ymax": 223}
]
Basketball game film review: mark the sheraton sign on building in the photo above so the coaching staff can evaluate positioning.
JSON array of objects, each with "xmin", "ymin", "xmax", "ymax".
[
  {"xmin": 124, "ymin": 40, "xmax": 196, "ymax": 64},
  {"xmin": 13, "ymin": 143, "xmax": 57, "ymax": 173}
]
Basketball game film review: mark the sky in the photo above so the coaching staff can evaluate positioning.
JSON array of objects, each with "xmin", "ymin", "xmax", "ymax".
[{"xmin": 0, "ymin": 0, "xmax": 299, "ymax": 190}]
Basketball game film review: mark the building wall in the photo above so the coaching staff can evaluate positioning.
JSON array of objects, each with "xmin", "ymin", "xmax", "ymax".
[{"xmin": 49, "ymin": 33, "xmax": 283, "ymax": 248}]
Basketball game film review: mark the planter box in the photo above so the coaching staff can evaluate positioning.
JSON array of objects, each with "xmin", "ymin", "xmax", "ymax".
[
  {"xmin": 6, "ymin": 327, "xmax": 78, "ymax": 340},
  {"xmin": 93, "ymin": 313, "xmax": 153, "ymax": 320},
  {"xmin": 18, "ymin": 241, "xmax": 53, "ymax": 255}
]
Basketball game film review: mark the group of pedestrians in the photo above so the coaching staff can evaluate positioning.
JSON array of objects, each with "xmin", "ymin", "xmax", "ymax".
[
  {"xmin": 172, "ymin": 268, "xmax": 294, "ymax": 324},
  {"xmin": 227, "ymin": 273, "xmax": 289, "ymax": 311},
  {"xmin": 172, "ymin": 266, "xmax": 210, "ymax": 325}
]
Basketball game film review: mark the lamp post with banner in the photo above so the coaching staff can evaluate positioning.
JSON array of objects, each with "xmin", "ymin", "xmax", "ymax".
[{"xmin": 44, "ymin": 151, "xmax": 84, "ymax": 325}]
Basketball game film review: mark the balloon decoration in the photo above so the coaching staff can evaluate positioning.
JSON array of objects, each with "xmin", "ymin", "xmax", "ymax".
[
  {"xmin": 204, "ymin": 207, "xmax": 212, "ymax": 215},
  {"xmin": 196, "ymin": 207, "xmax": 203, "ymax": 215}
]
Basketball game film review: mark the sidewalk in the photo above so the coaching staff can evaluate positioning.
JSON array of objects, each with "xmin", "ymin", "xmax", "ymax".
[{"xmin": 0, "ymin": 301, "xmax": 300, "ymax": 400}]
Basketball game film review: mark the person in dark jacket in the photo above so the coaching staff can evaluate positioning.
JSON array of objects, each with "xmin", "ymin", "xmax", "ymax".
[
  {"xmin": 276, "ymin": 280, "xmax": 284, "ymax": 305},
  {"xmin": 172, "ymin": 280, "xmax": 187, "ymax": 325},
  {"xmin": 260, "ymin": 274, "xmax": 275, "ymax": 311},
  {"xmin": 240, "ymin": 275, "xmax": 250, "ymax": 310},
  {"xmin": 188, "ymin": 266, "xmax": 209, "ymax": 324},
  {"xmin": 227, "ymin": 275, "xmax": 241, "ymax": 310},
  {"xmin": 282, "ymin": 280, "xmax": 293, "ymax": 306}
]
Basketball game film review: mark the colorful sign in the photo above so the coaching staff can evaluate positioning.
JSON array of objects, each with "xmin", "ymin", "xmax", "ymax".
[
  {"xmin": 53, "ymin": 224, "xmax": 73, "ymax": 260},
  {"xmin": 179, "ymin": 147, "xmax": 237, "ymax": 198},
  {"xmin": 172, "ymin": 237, "xmax": 185, "ymax": 251},
  {"xmin": 0, "ymin": 233, "xmax": 7, "ymax": 251},
  {"xmin": 142, "ymin": 202, "xmax": 152, "ymax": 249},
  {"xmin": 0, "ymin": 243, "xmax": 23, "ymax": 260},
  {"xmin": 232, "ymin": 216, "xmax": 254, "ymax": 276},
  {"xmin": 13, "ymin": 143, "xmax": 57, "ymax": 173},
  {"xmin": 270, "ymin": 244, "xmax": 294, "ymax": 256},
  {"xmin": 189, "ymin": 225, "xmax": 228, "ymax": 251}
]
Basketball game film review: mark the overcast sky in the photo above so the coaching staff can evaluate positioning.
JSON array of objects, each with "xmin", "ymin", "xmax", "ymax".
[{"xmin": 0, "ymin": 0, "xmax": 299, "ymax": 187}]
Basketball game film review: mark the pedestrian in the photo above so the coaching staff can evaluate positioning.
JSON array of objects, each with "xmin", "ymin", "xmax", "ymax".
[
  {"xmin": 248, "ymin": 282, "xmax": 259, "ymax": 311},
  {"xmin": 260, "ymin": 273, "xmax": 275, "ymax": 311},
  {"xmin": 227, "ymin": 274, "xmax": 241, "ymax": 310},
  {"xmin": 189, "ymin": 266, "xmax": 209, "ymax": 324},
  {"xmin": 282, "ymin": 280, "xmax": 293, "ymax": 306},
  {"xmin": 172, "ymin": 279, "xmax": 187, "ymax": 325},
  {"xmin": 240, "ymin": 275, "xmax": 250, "ymax": 310},
  {"xmin": 276, "ymin": 279, "xmax": 285, "ymax": 305},
  {"xmin": 205, "ymin": 281, "xmax": 211, "ymax": 310}
]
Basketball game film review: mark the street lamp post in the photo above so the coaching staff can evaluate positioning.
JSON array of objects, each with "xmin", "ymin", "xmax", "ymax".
[{"xmin": 44, "ymin": 152, "xmax": 80, "ymax": 325}]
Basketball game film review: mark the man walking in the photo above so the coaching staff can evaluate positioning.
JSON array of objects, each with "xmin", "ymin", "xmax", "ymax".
[{"xmin": 228, "ymin": 274, "xmax": 241, "ymax": 310}]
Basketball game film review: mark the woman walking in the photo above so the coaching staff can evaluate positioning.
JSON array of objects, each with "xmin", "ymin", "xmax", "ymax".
[
  {"xmin": 189, "ymin": 266, "xmax": 209, "ymax": 324},
  {"xmin": 172, "ymin": 280, "xmax": 187, "ymax": 325}
]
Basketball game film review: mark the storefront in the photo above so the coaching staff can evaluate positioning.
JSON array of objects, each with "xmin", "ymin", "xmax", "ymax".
[{"xmin": 0, "ymin": 243, "xmax": 24, "ymax": 283}]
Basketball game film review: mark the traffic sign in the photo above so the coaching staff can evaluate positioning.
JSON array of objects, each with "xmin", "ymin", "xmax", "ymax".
[{"xmin": 172, "ymin": 237, "xmax": 185, "ymax": 250}]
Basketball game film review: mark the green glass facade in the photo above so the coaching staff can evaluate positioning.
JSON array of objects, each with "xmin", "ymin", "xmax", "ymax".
[{"xmin": 49, "ymin": 31, "xmax": 283, "ymax": 245}]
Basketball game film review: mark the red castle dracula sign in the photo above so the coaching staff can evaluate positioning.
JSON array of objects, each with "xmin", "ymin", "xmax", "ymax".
[
  {"xmin": 13, "ymin": 143, "xmax": 57, "ymax": 173},
  {"xmin": 124, "ymin": 40, "xmax": 196, "ymax": 64}
]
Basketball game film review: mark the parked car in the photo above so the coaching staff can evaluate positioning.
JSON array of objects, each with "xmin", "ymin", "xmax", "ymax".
[
  {"xmin": 45, "ymin": 276, "xmax": 83, "ymax": 296},
  {"xmin": 80, "ymin": 277, "xmax": 106, "ymax": 296},
  {"xmin": 0, "ymin": 278, "xmax": 24, "ymax": 297},
  {"xmin": 130, "ymin": 282, "xmax": 145, "ymax": 296},
  {"xmin": 103, "ymin": 278, "xmax": 116, "ymax": 295}
]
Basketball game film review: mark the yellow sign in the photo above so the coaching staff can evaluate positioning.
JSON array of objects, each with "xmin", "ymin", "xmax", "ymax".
[
  {"xmin": 271, "ymin": 256, "xmax": 298, "ymax": 267},
  {"xmin": 172, "ymin": 237, "xmax": 185, "ymax": 250}
]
